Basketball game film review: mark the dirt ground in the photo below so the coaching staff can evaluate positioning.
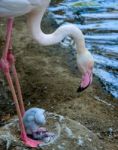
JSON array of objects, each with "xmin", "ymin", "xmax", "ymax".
[{"xmin": 0, "ymin": 15, "xmax": 118, "ymax": 150}]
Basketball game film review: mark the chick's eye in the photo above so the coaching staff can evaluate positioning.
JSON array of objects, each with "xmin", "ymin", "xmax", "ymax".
[{"xmin": 36, "ymin": 132, "xmax": 39, "ymax": 134}]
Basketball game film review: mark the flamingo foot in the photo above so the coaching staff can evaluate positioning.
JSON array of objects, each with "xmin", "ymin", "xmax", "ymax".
[{"xmin": 21, "ymin": 132, "xmax": 44, "ymax": 148}]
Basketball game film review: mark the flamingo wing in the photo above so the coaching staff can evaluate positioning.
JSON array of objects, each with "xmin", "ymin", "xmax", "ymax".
[{"xmin": 0, "ymin": 0, "xmax": 36, "ymax": 17}]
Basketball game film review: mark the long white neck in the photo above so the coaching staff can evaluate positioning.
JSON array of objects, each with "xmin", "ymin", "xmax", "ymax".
[{"xmin": 27, "ymin": 0, "xmax": 87, "ymax": 54}]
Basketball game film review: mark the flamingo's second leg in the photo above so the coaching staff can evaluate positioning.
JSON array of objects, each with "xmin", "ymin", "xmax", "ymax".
[
  {"xmin": 0, "ymin": 18, "xmax": 43, "ymax": 148},
  {"xmin": 7, "ymin": 49, "xmax": 25, "ymax": 116},
  {"xmin": 5, "ymin": 70, "xmax": 43, "ymax": 147}
]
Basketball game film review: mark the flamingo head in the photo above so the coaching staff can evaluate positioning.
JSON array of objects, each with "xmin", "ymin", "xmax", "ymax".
[{"xmin": 77, "ymin": 50, "xmax": 94, "ymax": 92}]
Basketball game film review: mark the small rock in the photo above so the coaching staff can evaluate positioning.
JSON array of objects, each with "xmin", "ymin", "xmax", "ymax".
[
  {"xmin": 77, "ymin": 136, "xmax": 84, "ymax": 146},
  {"xmin": 57, "ymin": 145, "xmax": 65, "ymax": 150}
]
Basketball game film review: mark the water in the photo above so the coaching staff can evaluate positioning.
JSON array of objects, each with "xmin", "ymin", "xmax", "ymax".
[{"xmin": 49, "ymin": 0, "xmax": 118, "ymax": 99}]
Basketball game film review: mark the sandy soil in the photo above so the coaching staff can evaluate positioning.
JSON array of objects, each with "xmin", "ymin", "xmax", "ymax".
[{"xmin": 0, "ymin": 15, "xmax": 118, "ymax": 150}]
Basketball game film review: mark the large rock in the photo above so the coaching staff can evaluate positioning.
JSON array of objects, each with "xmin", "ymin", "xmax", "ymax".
[{"xmin": 0, "ymin": 112, "xmax": 104, "ymax": 150}]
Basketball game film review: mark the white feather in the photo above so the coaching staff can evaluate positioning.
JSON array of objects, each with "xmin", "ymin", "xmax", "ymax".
[{"xmin": 0, "ymin": 0, "xmax": 35, "ymax": 17}]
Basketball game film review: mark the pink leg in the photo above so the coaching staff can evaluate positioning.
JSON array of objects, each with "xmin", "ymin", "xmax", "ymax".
[
  {"xmin": 2, "ymin": 18, "xmax": 13, "ymax": 59},
  {"xmin": 12, "ymin": 65, "xmax": 25, "ymax": 116},
  {"xmin": 0, "ymin": 18, "xmax": 43, "ymax": 147},
  {"xmin": 5, "ymin": 71, "xmax": 43, "ymax": 147},
  {"xmin": 2, "ymin": 17, "xmax": 24, "ymax": 116},
  {"xmin": 7, "ymin": 50, "xmax": 25, "ymax": 116}
]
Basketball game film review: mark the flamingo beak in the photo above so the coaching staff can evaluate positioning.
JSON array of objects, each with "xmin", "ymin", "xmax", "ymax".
[{"xmin": 77, "ymin": 70, "xmax": 93, "ymax": 92}]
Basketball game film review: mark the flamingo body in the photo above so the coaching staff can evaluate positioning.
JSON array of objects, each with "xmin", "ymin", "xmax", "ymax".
[{"xmin": 0, "ymin": 0, "xmax": 36, "ymax": 17}]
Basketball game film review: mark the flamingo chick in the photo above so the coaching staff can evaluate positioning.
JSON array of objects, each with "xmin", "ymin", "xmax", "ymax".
[
  {"xmin": 23, "ymin": 108, "xmax": 55, "ymax": 142},
  {"xmin": 23, "ymin": 108, "xmax": 46, "ymax": 138}
]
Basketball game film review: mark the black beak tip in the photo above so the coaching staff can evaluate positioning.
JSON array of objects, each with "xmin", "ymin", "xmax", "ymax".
[
  {"xmin": 77, "ymin": 84, "xmax": 90, "ymax": 93},
  {"xmin": 77, "ymin": 86, "xmax": 84, "ymax": 92}
]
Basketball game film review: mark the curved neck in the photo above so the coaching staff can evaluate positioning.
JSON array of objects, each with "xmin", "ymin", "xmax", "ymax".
[{"xmin": 27, "ymin": 1, "xmax": 87, "ymax": 54}]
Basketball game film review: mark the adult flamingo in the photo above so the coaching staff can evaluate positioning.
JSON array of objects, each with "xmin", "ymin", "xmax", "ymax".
[{"xmin": 0, "ymin": 0, "xmax": 94, "ymax": 148}]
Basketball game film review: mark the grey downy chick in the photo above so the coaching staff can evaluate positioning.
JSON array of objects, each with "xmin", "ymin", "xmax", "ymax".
[
  {"xmin": 23, "ymin": 107, "xmax": 47, "ymax": 140},
  {"xmin": 23, "ymin": 107, "xmax": 55, "ymax": 143}
]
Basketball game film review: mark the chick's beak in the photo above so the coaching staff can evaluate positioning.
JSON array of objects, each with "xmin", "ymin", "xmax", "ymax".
[{"xmin": 77, "ymin": 70, "xmax": 93, "ymax": 92}]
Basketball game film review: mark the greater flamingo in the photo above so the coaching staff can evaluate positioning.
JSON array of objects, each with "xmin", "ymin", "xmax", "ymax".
[{"xmin": 0, "ymin": 0, "xmax": 94, "ymax": 148}]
